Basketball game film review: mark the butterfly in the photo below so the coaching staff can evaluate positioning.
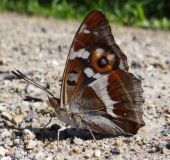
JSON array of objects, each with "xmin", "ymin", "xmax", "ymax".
[{"xmin": 12, "ymin": 10, "xmax": 144, "ymax": 137}]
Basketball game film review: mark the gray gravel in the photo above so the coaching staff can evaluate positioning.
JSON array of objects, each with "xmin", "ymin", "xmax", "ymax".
[{"xmin": 0, "ymin": 12, "xmax": 170, "ymax": 159}]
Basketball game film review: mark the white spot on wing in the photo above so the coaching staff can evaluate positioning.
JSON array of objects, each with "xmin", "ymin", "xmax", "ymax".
[
  {"xmin": 96, "ymin": 48, "xmax": 104, "ymax": 55},
  {"xmin": 93, "ymin": 73, "xmax": 102, "ymax": 79},
  {"xmin": 70, "ymin": 48, "xmax": 90, "ymax": 60},
  {"xmin": 89, "ymin": 75, "xmax": 119, "ymax": 117},
  {"xmin": 84, "ymin": 68, "xmax": 94, "ymax": 78},
  {"xmin": 82, "ymin": 50, "xmax": 90, "ymax": 59},
  {"xmin": 93, "ymin": 31, "xmax": 98, "ymax": 35},
  {"xmin": 107, "ymin": 54, "xmax": 115, "ymax": 60},
  {"xmin": 79, "ymin": 23, "xmax": 87, "ymax": 34},
  {"xmin": 68, "ymin": 72, "xmax": 77, "ymax": 83},
  {"xmin": 83, "ymin": 29, "xmax": 90, "ymax": 34},
  {"xmin": 76, "ymin": 48, "xmax": 85, "ymax": 58},
  {"xmin": 69, "ymin": 48, "xmax": 77, "ymax": 60}
]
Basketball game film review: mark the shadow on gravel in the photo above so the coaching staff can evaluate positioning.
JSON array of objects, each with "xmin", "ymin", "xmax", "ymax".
[{"xmin": 9, "ymin": 124, "xmax": 114, "ymax": 142}]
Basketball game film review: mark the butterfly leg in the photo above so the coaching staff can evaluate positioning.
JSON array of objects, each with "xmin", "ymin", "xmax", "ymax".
[
  {"xmin": 87, "ymin": 126, "xmax": 100, "ymax": 149},
  {"xmin": 57, "ymin": 125, "xmax": 66, "ymax": 152}
]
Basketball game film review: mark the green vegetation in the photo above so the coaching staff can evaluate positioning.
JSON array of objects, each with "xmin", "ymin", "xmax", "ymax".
[{"xmin": 0, "ymin": 0, "xmax": 170, "ymax": 30}]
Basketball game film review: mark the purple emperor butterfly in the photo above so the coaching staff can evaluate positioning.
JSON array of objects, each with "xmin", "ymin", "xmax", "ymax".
[{"xmin": 13, "ymin": 10, "xmax": 144, "ymax": 136}]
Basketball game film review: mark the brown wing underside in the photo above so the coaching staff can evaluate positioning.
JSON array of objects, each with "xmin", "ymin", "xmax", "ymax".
[
  {"xmin": 60, "ymin": 10, "xmax": 128, "ymax": 107},
  {"xmin": 78, "ymin": 69, "xmax": 144, "ymax": 135}
]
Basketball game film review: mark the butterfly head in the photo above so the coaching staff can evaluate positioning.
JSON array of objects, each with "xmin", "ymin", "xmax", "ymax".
[{"xmin": 48, "ymin": 96, "xmax": 60, "ymax": 110}]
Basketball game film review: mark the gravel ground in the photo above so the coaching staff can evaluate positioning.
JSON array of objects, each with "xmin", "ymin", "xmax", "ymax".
[{"xmin": 0, "ymin": 12, "xmax": 170, "ymax": 160}]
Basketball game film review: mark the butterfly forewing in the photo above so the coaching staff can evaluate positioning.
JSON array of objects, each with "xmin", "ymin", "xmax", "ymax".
[{"xmin": 61, "ymin": 10, "xmax": 128, "ymax": 107}]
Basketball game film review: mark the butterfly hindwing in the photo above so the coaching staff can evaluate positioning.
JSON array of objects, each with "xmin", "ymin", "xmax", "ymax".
[
  {"xmin": 77, "ymin": 69, "xmax": 144, "ymax": 135},
  {"xmin": 61, "ymin": 10, "xmax": 128, "ymax": 107}
]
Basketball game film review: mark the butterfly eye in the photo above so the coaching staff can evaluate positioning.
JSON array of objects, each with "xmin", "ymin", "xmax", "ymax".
[{"xmin": 97, "ymin": 56, "xmax": 108, "ymax": 68}]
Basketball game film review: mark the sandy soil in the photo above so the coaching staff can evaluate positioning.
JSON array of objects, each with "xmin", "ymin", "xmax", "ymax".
[{"xmin": 0, "ymin": 12, "xmax": 170, "ymax": 160}]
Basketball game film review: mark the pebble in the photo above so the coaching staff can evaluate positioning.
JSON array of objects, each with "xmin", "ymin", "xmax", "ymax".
[
  {"xmin": 22, "ymin": 129, "xmax": 35, "ymax": 140},
  {"xmin": 4, "ymin": 121, "xmax": 15, "ymax": 127},
  {"xmin": 108, "ymin": 155, "xmax": 117, "ymax": 160},
  {"xmin": 84, "ymin": 154, "xmax": 91, "ymax": 158},
  {"xmin": 73, "ymin": 146, "xmax": 81, "ymax": 153},
  {"xmin": 137, "ymin": 141, "xmax": 144, "ymax": 146},
  {"xmin": 0, "ymin": 146, "xmax": 7, "ymax": 156},
  {"xmin": 12, "ymin": 115, "xmax": 23, "ymax": 124},
  {"xmin": 0, "ymin": 106, "xmax": 5, "ymax": 112},
  {"xmin": 94, "ymin": 149, "xmax": 101, "ymax": 158},
  {"xmin": 146, "ymin": 65, "xmax": 154, "ymax": 71},
  {"xmin": 1, "ymin": 157, "xmax": 11, "ymax": 160},
  {"xmin": 25, "ymin": 113, "xmax": 38, "ymax": 122},
  {"xmin": 26, "ymin": 140, "xmax": 37, "ymax": 149},
  {"xmin": 110, "ymin": 147, "xmax": 120, "ymax": 155},
  {"xmin": 151, "ymin": 147, "xmax": 156, "ymax": 152},
  {"xmin": 0, "ymin": 129, "xmax": 11, "ymax": 138},
  {"xmin": 73, "ymin": 137, "xmax": 83, "ymax": 145},
  {"xmin": 44, "ymin": 155, "xmax": 53, "ymax": 160},
  {"xmin": 13, "ymin": 139, "xmax": 20, "ymax": 145},
  {"xmin": 115, "ymin": 139, "xmax": 122, "ymax": 147},
  {"xmin": 131, "ymin": 60, "xmax": 141, "ymax": 68},
  {"xmin": 32, "ymin": 102, "xmax": 42, "ymax": 108},
  {"xmin": 20, "ymin": 102, "xmax": 30, "ymax": 112},
  {"xmin": 161, "ymin": 148, "xmax": 169, "ymax": 154},
  {"xmin": 134, "ymin": 136, "xmax": 141, "ymax": 141},
  {"xmin": 1, "ymin": 111, "xmax": 12, "ymax": 121},
  {"xmin": 52, "ymin": 60, "xmax": 59, "ymax": 66},
  {"xmin": 34, "ymin": 152, "xmax": 44, "ymax": 159},
  {"xmin": 0, "ymin": 59, "xmax": 7, "ymax": 65}
]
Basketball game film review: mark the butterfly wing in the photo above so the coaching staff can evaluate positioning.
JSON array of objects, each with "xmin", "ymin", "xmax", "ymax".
[
  {"xmin": 61, "ymin": 10, "xmax": 128, "ymax": 107},
  {"xmin": 76, "ymin": 69, "xmax": 144, "ymax": 135}
]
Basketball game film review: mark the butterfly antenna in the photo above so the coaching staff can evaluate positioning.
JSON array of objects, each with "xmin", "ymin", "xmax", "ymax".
[{"xmin": 12, "ymin": 70, "xmax": 58, "ymax": 101}]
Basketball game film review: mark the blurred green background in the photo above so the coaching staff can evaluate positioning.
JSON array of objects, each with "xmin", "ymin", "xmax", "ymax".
[{"xmin": 0, "ymin": 0, "xmax": 170, "ymax": 30}]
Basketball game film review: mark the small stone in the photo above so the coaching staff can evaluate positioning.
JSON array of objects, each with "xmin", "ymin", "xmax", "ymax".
[
  {"xmin": 14, "ymin": 139, "xmax": 20, "ymax": 145},
  {"xmin": 0, "ymin": 146, "xmax": 7, "ymax": 156},
  {"xmin": 22, "ymin": 129, "xmax": 35, "ymax": 140},
  {"xmin": 0, "ymin": 123, "xmax": 4, "ymax": 128},
  {"xmin": 1, "ymin": 111, "xmax": 12, "ymax": 121},
  {"xmin": 131, "ymin": 60, "xmax": 141, "ymax": 68},
  {"xmin": 110, "ymin": 147, "xmax": 120, "ymax": 155},
  {"xmin": 25, "ymin": 113, "xmax": 38, "ymax": 122},
  {"xmin": 140, "ymin": 127, "xmax": 147, "ymax": 133},
  {"xmin": 0, "ymin": 106, "xmax": 5, "ymax": 112},
  {"xmin": 12, "ymin": 115, "xmax": 23, "ymax": 124},
  {"xmin": 52, "ymin": 60, "xmax": 59, "ymax": 66},
  {"xmin": 0, "ymin": 59, "xmax": 7, "ymax": 65},
  {"xmin": 34, "ymin": 152, "xmax": 44, "ymax": 159},
  {"xmin": 137, "ymin": 141, "xmax": 143, "ymax": 146},
  {"xmin": 44, "ymin": 155, "xmax": 53, "ymax": 160},
  {"xmin": 1, "ymin": 156, "xmax": 12, "ymax": 160},
  {"xmin": 161, "ymin": 148, "xmax": 169, "ymax": 154},
  {"xmin": 84, "ymin": 154, "xmax": 91, "ymax": 158},
  {"xmin": 26, "ymin": 140, "xmax": 37, "ymax": 149},
  {"xmin": 20, "ymin": 102, "xmax": 30, "ymax": 112},
  {"xmin": 151, "ymin": 147, "xmax": 156, "ymax": 152},
  {"xmin": 73, "ymin": 137, "xmax": 83, "ymax": 145},
  {"xmin": 73, "ymin": 146, "xmax": 81, "ymax": 153},
  {"xmin": 153, "ymin": 137, "xmax": 160, "ymax": 141},
  {"xmin": 94, "ymin": 149, "xmax": 101, "ymax": 158},
  {"xmin": 108, "ymin": 155, "xmax": 117, "ymax": 160},
  {"xmin": 115, "ymin": 139, "xmax": 122, "ymax": 147},
  {"xmin": 32, "ymin": 102, "xmax": 41, "ymax": 108},
  {"xmin": 4, "ymin": 121, "xmax": 15, "ymax": 128},
  {"xmin": 135, "ymin": 136, "xmax": 141, "ymax": 141}
]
